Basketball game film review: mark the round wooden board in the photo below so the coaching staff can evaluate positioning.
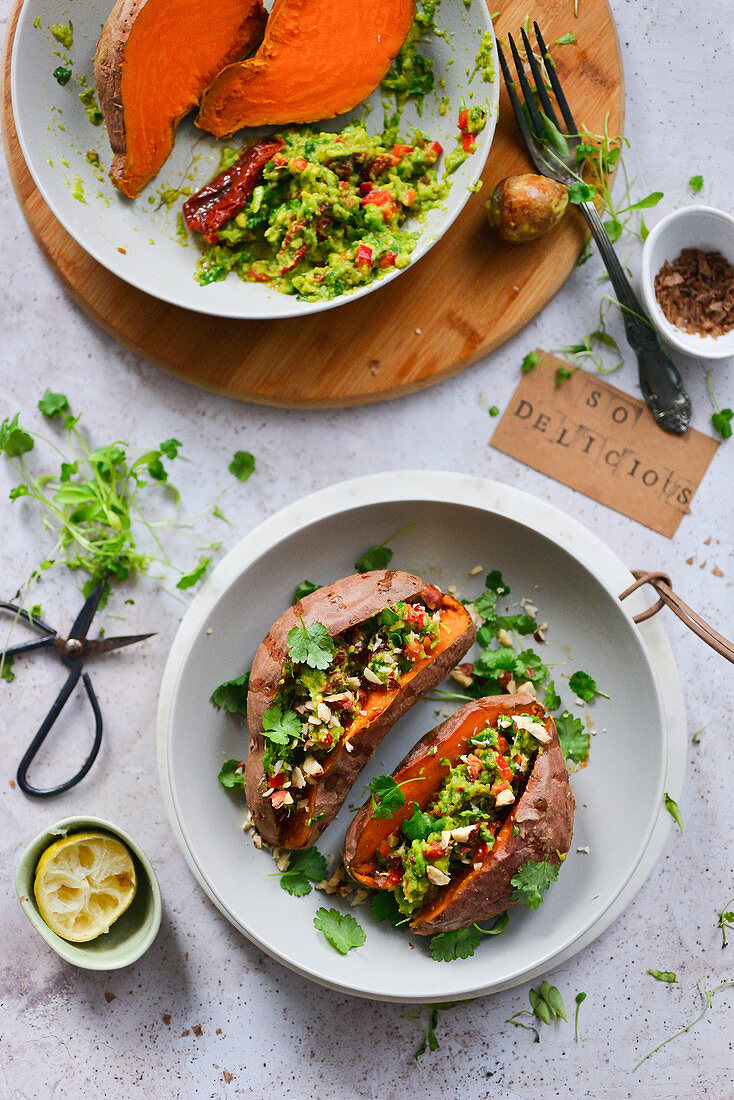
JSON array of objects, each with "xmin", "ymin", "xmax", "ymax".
[{"xmin": 2, "ymin": 0, "xmax": 623, "ymax": 408}]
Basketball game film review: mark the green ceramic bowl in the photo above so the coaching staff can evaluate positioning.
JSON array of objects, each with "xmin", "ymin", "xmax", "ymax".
[{"xmin": 15, "ymin": 816, "xmax": 162, "ymax": 970}]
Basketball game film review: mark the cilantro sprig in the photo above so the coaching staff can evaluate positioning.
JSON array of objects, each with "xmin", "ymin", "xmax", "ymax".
[
  {"xmin": 261, "ymin": 703, "xmax": 302, "ymax": 745},
  {"xmin": 706, "ymin": 371, "xmax": 733, "ymax": 441},
  {"xmin": 569, "ymin": 670, "xmax": 609, "ymax": 701},
  {"xmin": 369, "ymin": 774, "xmax": 408, "ymax": 819},
  {"xmin": 354, "ymin": 524, "xmax": 415, "ymax": 573},
  {"xmin": 286, "ymin": 616, "xmax": 335, "ymax": 670},
  {"xmin": 313, "ymin": 907, "xmax": 366, "ymax": 954},
  {"xmin": 555, "ymin": 711, "xmax": 590, "ymax": 764},
  {"xmin": 277, "ymin": 848, "xmax": 328, "ymax": 897},
  {"xmin": 211, "ymin": 670, "xmax": 250, "ymax": 714},
  {"xmin": 510, "ymin": 860, "xmax": 560, "ymax": 909},
  {"xmin": 218, "ymin": 759, "xmax": 245, "ymax": 789},
  {"xmin": 716, "ymin": 898, "xmax": 734, "ymax": 948},
  {"xmin": 429, "ymin": 913, "xmax": 509, "ymax": 961}
]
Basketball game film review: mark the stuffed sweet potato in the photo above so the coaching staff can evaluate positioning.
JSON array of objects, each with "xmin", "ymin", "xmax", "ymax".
[
  {"xmin": 245, "ymin": 570, "xmax": 476, "ymax": 849},
  {"xmin": 343, "ymin": 694, "xmax": 574, "ymax": 934}
]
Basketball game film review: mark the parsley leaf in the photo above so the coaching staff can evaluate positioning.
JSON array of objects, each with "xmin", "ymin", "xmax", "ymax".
[
  {"xmin": 0, "ymin": 414, "xmax": 34, "ymax": 457},
  {"xmin": 510, "ymin": 860, "xmax": 559, "ymax": 909},
  {"xmin": 688, "ymin": 174, "xmax": 704, "ymax": 193},
  {"xmin": 176, "ymin": 554, "xmax": 211, "ymax": 589},
  {"xmin": 369, "ymin": 890, "xmax": 404, "ymax": 927},
  {"xmin": 38, "ymin": 389, "xmax": 69, "ymax": 419},
  {"xmin": 211, "ymin": 671, "xmax": 250, "ymax": 714},
  {"xmin": 286, "ymin": 617, "xmax": 335, "ymax": 670},
  {"xmin": 664, "ymin": 792, "xmax": 683, "ymax": 833},
  {"xmin": 369, "ymin": 774, "xmax": 407, "ymax": 819},
  {"xmin": 521, "ymin": 350, "xmax": 539, "ymax": 373},
  {"xmin": 569, "ymin": 670, "xmax": 609, "ymax": 701},
  {"xmin": 555, "ymin": 710, "xmax": 590, "ymax": 763},
  {"xmin": 648, "ymin": 969, "xmax": 677, "ymax": 983},
  {"xmin": 313, "ymin": 907, "xmax": 366, "ymax": 954},
  {"xmin": 355, "ymin": 543, "xmax": 393, "ymax": 572},
  {"xmin": 229, "ymin": 450, "xmax": 256, "ymax": 481},
  {"xmin": 218, "ymin": 759, "xmax": 245, "ymax": 789},
  {"xmin": 278, "ymin": 848, "xmax": 328, "ymax": 897},
  {"xmin": 293, "ymin": 579, "xmax": 319, "ymax": 602},
  {"xmin": 261, "ymin": 703, "xmax": 302, "ymax": 745}
]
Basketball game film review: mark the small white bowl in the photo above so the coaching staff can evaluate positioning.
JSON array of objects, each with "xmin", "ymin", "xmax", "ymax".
[{"xmin": 641, "ymin": 205, "xmax": 734, "ymax": 359}]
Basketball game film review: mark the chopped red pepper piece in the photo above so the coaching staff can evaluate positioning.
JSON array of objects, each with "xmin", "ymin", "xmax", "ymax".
[
  {"xmin": 402, "ymin": 187, "xmax": 416, "ymax": 206},
  {"xmin": 355, "ymin": 243, "xmax": 373, "ymax": 269},
  {"xmin": 496, "ymin": 735, "xmax": 508, "ymax": 754},
  {"xmin": 278, "ymin": 244, "xmax": 307, "ymax": 276},
  {"xmin": 268, "ymin": 771, "xmax": 286, "ymax": 788},
  {"xmin": 361, "ymin": 187, "xmax": 392, "ymax": 206},
  {"xmin": 291, "ymin": 156, "xmax": 308, "ymax": 172},
  {"xmin": 458, "ymin": 108, "xmax": 469, "ymax": 131},
  {"xmin": 426, "ymin": 140, "xmax": 444, "ymax": 159},
  {"xmin": 424, "ymin": 841, "xmax": 447, "ymax": 861},
  {"xmin": 378, "ymin": 251, "xmax": 397, "ymax": 268},
  {"xmin": 182, "ymin": 137, "xmax": 285, "ymax": 244},
  {"xmin": 461, "ymin": 132, "xmax": 476, "ymax": 153},
  {"xmin": 360, "ymin": 181, "xmax": 374, "ymax": 195},
  {"xmin": 385, "ymin": 867, "xmax": 403, "ymax": 887},
  {"xmin": 392, "ymin": 143, "xmax": 414, "ymax": 160},
  {"xmin": 496, "ymin": 755, "xmax": 514, "ymax": 783},
  {"xmin": 465, "ymin": 753, "xmax": 484, "ymax": 780}
]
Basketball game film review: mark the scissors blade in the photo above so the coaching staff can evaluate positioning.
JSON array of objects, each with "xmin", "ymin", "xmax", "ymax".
[
  {"xmin": 66, "ymin": 577, "xmax": 109, "ymax": 642},
  {"xmin": 84, "ymin": 633, "xmax": 156, "ymax": 656}
]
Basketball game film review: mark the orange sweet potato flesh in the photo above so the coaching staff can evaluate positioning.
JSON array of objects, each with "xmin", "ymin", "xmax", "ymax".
[
  {"xmin": 196, "ymin": 0, "xmax": 416, "ymax": 137},
  {"xmin": 94, "ymin": 0, "xmax": 267, "ymax": 198}
]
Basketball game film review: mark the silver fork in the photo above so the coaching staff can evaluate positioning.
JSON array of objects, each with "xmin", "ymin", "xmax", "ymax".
[{"xmin": 498, "ymin": 23, "xmax": 692, "ymax": 435}]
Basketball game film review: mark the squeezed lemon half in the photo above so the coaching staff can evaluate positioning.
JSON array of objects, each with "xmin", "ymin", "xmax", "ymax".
[{"xmin": 34, "ymin": 832, "xmax": 137, "ymax": 943}]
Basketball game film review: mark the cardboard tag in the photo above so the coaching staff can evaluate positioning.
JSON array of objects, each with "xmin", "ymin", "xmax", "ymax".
[{"xmin": 490, "ymin": 352, "xmax": 719, "ymax": 538}]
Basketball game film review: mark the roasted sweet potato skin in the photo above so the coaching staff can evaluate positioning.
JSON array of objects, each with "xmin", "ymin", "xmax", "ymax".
[
  {"xmin": 196, "ymin": 0, "xmax": 416, "ymax": 136},
  {"xmin": 245, "ymin": 571, "xmax": 476, "ymax": 849},
  {"xmin": 343, "ymin": 694, "xmax": 575, "ymax": 934},
  {"xmin": 94, "ymin": 0, "xmax": 267, "ymax": 197}
]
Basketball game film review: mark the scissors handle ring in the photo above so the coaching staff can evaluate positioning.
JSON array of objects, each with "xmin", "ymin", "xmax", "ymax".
[{"xmin": 16, "ymin": 671, "xmax": 103, "ymax": 797}]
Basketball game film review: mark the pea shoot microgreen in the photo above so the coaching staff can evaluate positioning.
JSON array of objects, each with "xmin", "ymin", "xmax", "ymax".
[
  {"xmin": 716, "ymin": 899, "xmax": 734, "ymax": 948},
  {"xmin": 293, "ymin": 579, "xmax": 319, "ymax": 602},
  {"xmin": 706, "ymin": 371, "xmax": 733, "ymax": 441},
  {"xmin": 229, "ymin": 450, "xmax": 256, "ymax": 481},
  {"xmin": 354, "ymin": 524, "xmax": 415, "ymax": 573},
  {"xmin": 286, "ymin": 615, "xmax": 336, "ymax": 670},
  {"xmin": 507, "ymin": 982, "xmax": 567, "ymax": 1040},
  {"xmin": 648, "ymin": 969, "xmax": 677, "ymax": 983},
  {"xmin": 176, "ymin": 555, "xmax": 212, "ymax": 590},
  {"xmin": 313, "ymin": 907, "xmax": 366, "ymax": 954},
  {"xmin": 413, "ymin": 1003, "xmax": 459, "ymax": 1059},
  {"xmin": 688, "ymin": 174, "xmax": 704, "ymax": 193},
  {"xmin": 632, "ymin": 981, "xmax": 734, "ymax": 1071},
  {"xmin": 574, "ymin": 991, "xmax": 587, "ymax": 1041},
  {"xmin": 664, "ymin": 793, "xmax": 683, "ymax": 833}
]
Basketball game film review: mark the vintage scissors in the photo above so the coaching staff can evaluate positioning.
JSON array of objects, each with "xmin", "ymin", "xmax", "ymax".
[{"xmin": 1, "ymin": 578, "xmax": 154, "ymax": 797}]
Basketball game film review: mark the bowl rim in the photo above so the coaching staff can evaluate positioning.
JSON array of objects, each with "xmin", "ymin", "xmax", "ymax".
[
  {"xmin": 9, "ymin": 0, "xmax": 499, "ymax": 320},
  {"xmin": 640, "ymin": 204, "xmax": 734, "ymax": 359},
  {"xmin": 15, "ymin": 814, "xmax": 162, "ymax": 970}
]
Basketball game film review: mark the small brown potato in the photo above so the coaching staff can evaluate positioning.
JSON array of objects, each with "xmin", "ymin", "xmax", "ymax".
[
  {"xmin": 344, "ymin": 694, "xmax": 575, "ymax": 934},
  {"xmin": 486, "ymin": 174, "xmax": 569, "ymax": 243},
  {"xmin": 245, "ymin": 571, "xmax": 476, "ymax": 849}
]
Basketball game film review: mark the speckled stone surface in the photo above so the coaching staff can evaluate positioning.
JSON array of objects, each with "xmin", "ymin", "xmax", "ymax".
[{"xmin": 1, "ymin": 1, "xmax": 733, "ymax": 1096}]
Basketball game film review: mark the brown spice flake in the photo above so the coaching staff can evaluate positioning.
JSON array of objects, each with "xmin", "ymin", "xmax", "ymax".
[
  {"xmin": 654, "ymin": 248, "xmax": 734, "ymax": 337},
  {"xmin": 163, "ymin": 1013, "xmax": 171, "ymax": 1025},
  {"xmin": 223, "ymin": 1070, "xmax": 234, "ymax": 1083},
  {"xmin": 712, "ymin": 566, "xmax": 724, "ymax": 577},
  {"xmin": 215, "ymin": 1027, "xmax": 222, "ymax": 1034},
  {"xmin": 181, "ymin": 1030, "xmax": 190, "ymax": 1037},
  {"xmin": 686, "ymin": 557, "xmax": 694, "ymax": 565},
  {"xmin": 104, "ymin": 991, "xmax": 116, "ymax": 1003},
  {"xmin": 192, "ymin": 1024, "xmax": 203, "ymax": 1036}
]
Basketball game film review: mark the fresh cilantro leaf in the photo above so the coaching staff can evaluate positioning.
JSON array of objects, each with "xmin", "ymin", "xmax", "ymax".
[
  {"xmin": 218, "ymin": 759, "xmax": 245, "ymax": 789},
  {"xmin": 430, "ymin": 925, "xmax": 482, "ymax": 961},
  {"xmin": 688, "ymin": 174, "xmax": 704, "ymax": 193},
  {"xmin": 496, "ymin": 613, "xmax": 537, "ymax": 635},
  {"xmin": 0, "ymin": 414, "xmax": 34, "ymax": 457},
  {"xmin": 543, "ymin": 680, "xmax": 562, "ymax": 712},
  {"xmin": 9, "ymin": 484, "xmax": 29, "ymax": 501},
  {"xmin": 521, "ymin": 350, "xmax": 539, "ymax": 373},
  {"xmin": 604, "ymin": 217, "xmax": 623, "ymax": 243},
  {"xmin": 473, "ymin": 646, "xmax": 517, "ymax": 677},
  {"xmin": 355, "ymin": 544, "xmax": 393, "ymax": 572},
  {"xmin": 514, "ymin": 649, "xmax": 549, "ymax": 683},
  {"xmin": 510, "ymin": 860, "xmax": 559, "ymax": 909},
  {"xmin": 664, "ymin": 792, "xmax": 683, "ymax": 833},
  {"xmin": 402, "ymin": 803, "xmax": 438, "ymax": 842},
  {"xmin": 53, "ymin": 65, "xmax": 72, "ymax": 85},
  {"xmin": 279, "ymin": 847, "xmax": 328, "ymax": 896},
  {"xmin": 313, "ymin": 907, "xmax": 366, "ymax": 954},
  {"xmin": 567, "ymin": 180, "xmax": 597, "ymax": 205},
  {"xmin": 176, "ymin": 555, "xmax": 211, "ymax": 589},
  {"xmin": 554, "ymin": 31, "xmax": 577, "ymax": 44},
  {"xmin": 648, "ymin": 969, "xmax": 677, "ymax": 983},
  {"xmin": 569, "ymin": 670, "xmax": 609, "ymax": 701},
  {"xmin": 38, "ymin": 389, "xmax": 69, "ymax": 419},
  {"xmin": 627, "ymin": 191, "xmax": 663, "ymax": 210},
  {"xmin": 369, "ymin": 774, "xmax": 407, "ymax": 819},
  {"xmin": 293, "ymin": 580, "xmax": 319, "ymax": 602},
  {"xmin": 555, "ymin": 710, "xmax": 590, "ymax": 763},
  {"xmin": 159, "ymin": 438, "xmax": 181, "ymax": 459},
  {"xmin": 211, "ymin": 671, "xmax": 250, "ymax": 714},
  {"xmin": 229, "ymin": 450, "xmax": 256, "ymax": 481},
  {"xmin": 286, "ymin": 617, "xmax": 335, "ymax": 670},
  {"xmin": 369, "ymin": 890, "xmax": 404, "ymax": 927},
  {"xmin": 261, "ymin": 703, "xmax": 302, "ymax": 745}
]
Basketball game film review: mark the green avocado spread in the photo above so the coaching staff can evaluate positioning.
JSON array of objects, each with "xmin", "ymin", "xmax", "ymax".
[{"xmin": 376, "ymin": 713, "xmax": 543, "ymax": 917}]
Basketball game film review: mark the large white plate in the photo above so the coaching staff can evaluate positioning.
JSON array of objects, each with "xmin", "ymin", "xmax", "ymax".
[
  {"xmin": 157, "ymin": 473, "xmax": 686, "ymax": 1002},
  {"xmin": 10, "ymin": 0, "xmax": 498, "ymax": 319}
]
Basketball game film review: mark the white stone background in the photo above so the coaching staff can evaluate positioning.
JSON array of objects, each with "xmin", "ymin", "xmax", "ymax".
[{"xmin": 1, "ymin": 0, "xmax": 733, "ymax": 1096}]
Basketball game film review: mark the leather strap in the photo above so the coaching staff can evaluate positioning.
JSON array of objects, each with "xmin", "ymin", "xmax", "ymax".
[{"xmin": 619, "ymin": 570, "xmax": 734, "ymax": 663}]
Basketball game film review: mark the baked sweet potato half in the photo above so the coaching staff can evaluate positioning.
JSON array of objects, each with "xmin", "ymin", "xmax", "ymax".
[
  {"xmin": 196, "ymin": 0, "xmax": 416, "ymax": 135},
  {"xmin": 94, "ymin": 0, "xmax": 267, "ymax": 197},
  {"xmin": 245, "ymin": 570, "xmax": 476, "ymax": 849},
  {"xmin": 343, "ymin": 694, "xmax": 574, "ymax": 934}
]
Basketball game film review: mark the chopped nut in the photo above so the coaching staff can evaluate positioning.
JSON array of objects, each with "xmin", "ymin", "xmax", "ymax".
[
  {"xmin": 302, "ymin": 755, "xmax": 324, "ymax": 778},
  {"xmin": 516, "ymin": 680, "xmax": 537, "ymax": 698},
  {"xmin": 316, "ymin": 702, "xmax": 332, "ymax": 723},
  {"xmin": 450, "ymin": 666, "xmax": 474, "ymax": 688},
  {"xmin": 363, "ymin": 667, "xmax": 382, "ymax": 685},
  {"xmin": 494, "ymin": 788, "xmax": 515, "ymax": 807},
  {"xmin": 469, "ymin": 565, "xmax": 483, "ymax": 575},
  {"xmin": 291, "ymin": 766, "xmax": 306, "ymax": 789},
  {"xmin": 513, "ymin": 714, "xmax": 551, "ymax": 743},
  {"xmin": 498, "ymin": 628, "xmax": 513, "ymax": 647},
  {"xmin": 426, "ymin": 865, "xmax": 451, "ymax": 886}
]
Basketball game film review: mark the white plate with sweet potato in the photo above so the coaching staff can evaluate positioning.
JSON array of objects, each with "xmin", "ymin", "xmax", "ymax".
[
  {"xmin": 10, "ymin": 0, "xmax": 498, "ymax": 318},
  {"xmin": 156, "ymin": 472, "xmax": 687, "ymax": 1002}
]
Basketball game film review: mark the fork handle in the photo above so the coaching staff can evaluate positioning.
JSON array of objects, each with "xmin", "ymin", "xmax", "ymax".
[{"xmin": 580, "ymin": 201, "xmax": 692, "ymax": 435}]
